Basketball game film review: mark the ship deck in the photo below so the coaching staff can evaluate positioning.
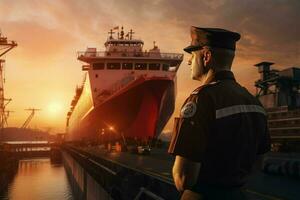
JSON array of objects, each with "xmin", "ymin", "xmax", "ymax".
[{"xmin": 73, "ymin": 146, "xmax": 299, "ymax": 200}]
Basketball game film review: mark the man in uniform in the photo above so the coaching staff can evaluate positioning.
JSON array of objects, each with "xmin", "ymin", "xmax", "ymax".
[{"xmin": 168, "ymin": 27, "xmax": 271, "ymax": 200}]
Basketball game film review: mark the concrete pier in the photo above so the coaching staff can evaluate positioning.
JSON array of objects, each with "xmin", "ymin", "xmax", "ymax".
[
  {"xmin": 63, "ymin": 145, "xmax": 179, "ymax": 200},
  {"xmin": 63, "ymin": 144, "xmax": 300, "ymax": 200}
]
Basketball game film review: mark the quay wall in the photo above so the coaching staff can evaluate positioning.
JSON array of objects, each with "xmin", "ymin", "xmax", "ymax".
[
  {"xmin": 62, "ymin": 150, "xmax": 111, "ymax": 200},
  {"xmin": 62, "ymin": 146, "xmax": 180, "ymax": 200}
]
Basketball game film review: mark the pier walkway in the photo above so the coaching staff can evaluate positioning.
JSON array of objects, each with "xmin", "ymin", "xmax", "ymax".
[{"xmin": 66, "ymin": 145, "xmax": 300, "ymax": 200}]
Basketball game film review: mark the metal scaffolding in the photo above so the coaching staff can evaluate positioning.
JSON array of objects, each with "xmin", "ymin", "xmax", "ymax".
[{"xmin": 0, "ymin": 30, "xmax": 17, "ymax": 139}]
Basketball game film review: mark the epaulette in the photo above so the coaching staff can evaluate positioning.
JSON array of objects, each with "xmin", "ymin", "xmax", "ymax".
[{"xmin": 191, "ymin": 81, "xmax": 220, "ymax": 95}]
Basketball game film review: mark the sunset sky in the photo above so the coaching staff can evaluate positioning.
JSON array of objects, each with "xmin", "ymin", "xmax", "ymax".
[{"xmin": 0, "ymin": 0, "xmax": 299, "ymax": 133}]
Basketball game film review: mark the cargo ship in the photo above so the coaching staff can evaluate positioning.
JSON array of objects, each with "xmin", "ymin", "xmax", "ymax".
[{"xmin": 66, "ymin": 27, "xmax": 183, "ymax": 144}]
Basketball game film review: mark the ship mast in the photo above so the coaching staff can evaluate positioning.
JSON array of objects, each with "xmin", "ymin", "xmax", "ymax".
[
  {"xmin": 129, "ymin": 29, "xmax": 134, "ymax": 40},
  {"xmin": 108, "ymin": 29, "xmax": 115, "ymax": 39},
  {"xmin": 0, "ymin": 30, "xmax": 17, "ymax": 139}
]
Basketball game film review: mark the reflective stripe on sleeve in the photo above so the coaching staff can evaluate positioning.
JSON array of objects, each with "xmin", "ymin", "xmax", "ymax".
[{"xmin": 216, "ymin": 105, "xmax": 266, "ymax": 119}]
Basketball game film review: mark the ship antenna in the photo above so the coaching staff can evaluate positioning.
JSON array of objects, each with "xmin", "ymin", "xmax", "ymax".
[
  {"xmin": 108, "ymin": 29, "xmax": 115, "ymax": 39},
  {"xmin": 120, "ymin": 26, "xmax": 124, "ymax": 39},
  {"xmin": 129, "ymin": 29, "xmax": 135, "ymax": 40},
  {"xmin": 125, "ymin": 32, "xmax": 129, "ymax": 40},
  {"xmin": 153, "ymin": 41, "xmax": 157, "ymax": 48}
]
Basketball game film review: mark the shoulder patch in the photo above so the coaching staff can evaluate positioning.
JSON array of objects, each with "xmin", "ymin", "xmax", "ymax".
[
  {"xmin": 191, "ymin": 81, "xmax": 220, "ymax": 95},
  {"xmin": 181, "ymin": 101, "xmax": 197, "ymax": 118}
]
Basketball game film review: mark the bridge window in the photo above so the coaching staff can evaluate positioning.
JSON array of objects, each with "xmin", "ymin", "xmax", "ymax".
[
  {"xmin": 93, "ymin": 63, "xmax": 105, "ymax": 70},
  {"xmin": 169, "ymin": 63, "xmax": 178, "ymax": 71},
  {"xmin": 122, "ymin": 63, "xmax": 133, "ymax": 70},
  {"xmin": 135, "ymin": 63, "xmax": 147, "ymax": 70},
  {"xmin": 162, "ymin": 64, "xmax": 169, "ymax": 71},
  {"xmin": 149, "ymin": 63, "xmax": 160, "ymax": 70},
  {"xmin": 107, "ymin": 63, "xmax": 121, "ymax": 70}
]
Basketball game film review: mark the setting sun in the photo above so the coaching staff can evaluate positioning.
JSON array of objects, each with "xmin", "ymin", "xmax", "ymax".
[{"xmin": 47, "ymin": 102, "xmax": 62, "ymax": 115}]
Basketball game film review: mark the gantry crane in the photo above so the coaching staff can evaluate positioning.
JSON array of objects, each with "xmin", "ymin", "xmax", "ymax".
[
  {"xmin": 21, "ymin": 108, "xmax": 40, "ymax": 129},
  {"xmin": 0, "ymin": 30, "xmax": 17, "ymax": 138}
]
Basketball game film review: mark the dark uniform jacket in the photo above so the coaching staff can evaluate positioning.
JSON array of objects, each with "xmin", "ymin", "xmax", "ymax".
[{"xmin": 168, "ymin": 70, "xmax": 271, "ymax": 190}]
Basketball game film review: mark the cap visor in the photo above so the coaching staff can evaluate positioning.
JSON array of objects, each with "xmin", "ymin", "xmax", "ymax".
[{"xmin": 183, "ymin": 45, "xmax": 202, "ymax": 53}]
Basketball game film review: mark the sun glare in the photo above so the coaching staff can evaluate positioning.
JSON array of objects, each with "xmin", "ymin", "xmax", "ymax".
[{"xmin": 47, "ymin": 102, "xmax": 62, "ymax": 115}]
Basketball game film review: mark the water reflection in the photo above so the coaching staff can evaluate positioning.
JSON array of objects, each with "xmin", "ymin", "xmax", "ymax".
[{"xmin": 1, "ymin": 158, "xmax": 73, "ymax": 200}]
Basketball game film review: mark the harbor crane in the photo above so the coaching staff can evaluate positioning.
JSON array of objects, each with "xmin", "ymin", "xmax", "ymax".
[
  {"xmin": 0, "ymin": 30, "xmax": 17, "ymax": 134},
  {"xmin": 21, "ymin": 108, "xmax": 40, "ymax": 129}
]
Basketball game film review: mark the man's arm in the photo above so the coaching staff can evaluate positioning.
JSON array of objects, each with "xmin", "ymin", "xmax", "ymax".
[{"xmin": 172, "ymin": 155, "xmax": 201, "ymax": 192}]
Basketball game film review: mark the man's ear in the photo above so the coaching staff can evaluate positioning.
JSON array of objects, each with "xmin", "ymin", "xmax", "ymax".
[{"xmin": 203, "ymin": 50, "xmax": 212, "ymax": 66}]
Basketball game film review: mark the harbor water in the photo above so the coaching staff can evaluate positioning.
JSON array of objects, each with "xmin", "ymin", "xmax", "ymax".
[{"xmin": 0, "ymin": 158, "xmax": 74, "ymax": 200}]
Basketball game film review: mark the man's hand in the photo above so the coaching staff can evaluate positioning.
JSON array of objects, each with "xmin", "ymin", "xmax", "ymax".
[{"xmin": 172, "ymin": 155, "xmax": 201, "ymax": 192}]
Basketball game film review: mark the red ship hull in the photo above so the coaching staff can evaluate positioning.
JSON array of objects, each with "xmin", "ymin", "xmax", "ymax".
[{"xmin": 69, "ymin": 77, "xmax": 175, "ymax": 141}]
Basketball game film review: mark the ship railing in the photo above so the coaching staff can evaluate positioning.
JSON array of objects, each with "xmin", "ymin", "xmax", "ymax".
[{"xmin": 77, "ymin": 51, "xmax": 183, "ymax": 60}]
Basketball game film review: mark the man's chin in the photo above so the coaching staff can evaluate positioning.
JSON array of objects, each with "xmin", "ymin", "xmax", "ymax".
[
  {"xmin": 191, "ymin": 75, "xmax": 198, "ymax": 80},
  {"xmin": 191, "ymin": 74, "xmax": 203, "ymax": 81}
]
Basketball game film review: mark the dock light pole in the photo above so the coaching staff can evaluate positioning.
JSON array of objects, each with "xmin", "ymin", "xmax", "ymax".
[
  {"xmin": 108, "ymin": 125, "xmax": 127, "ymax": 151},
  {"xmin": 109, "ymin": 126, "xmax": 114, "ymax": 145},
  {"xmin": 99, "ymin": 128, "xmax": 105, "ymax": 144}
]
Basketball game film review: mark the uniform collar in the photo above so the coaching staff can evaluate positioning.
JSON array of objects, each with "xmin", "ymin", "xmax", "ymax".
[{"xmin": 214, "ymin": 70, "xmax": 236, "ymax": 81}]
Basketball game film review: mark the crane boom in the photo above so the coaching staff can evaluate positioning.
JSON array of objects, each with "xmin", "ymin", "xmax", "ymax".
[{"xmin": 21, "ymin": 108, "xmax": 40, "ymax": 129}]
